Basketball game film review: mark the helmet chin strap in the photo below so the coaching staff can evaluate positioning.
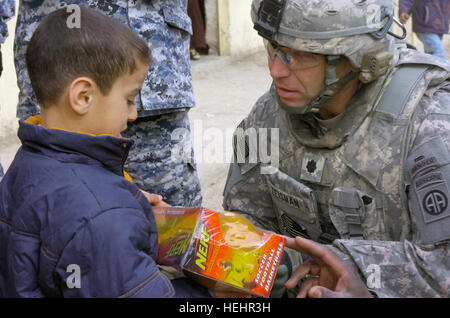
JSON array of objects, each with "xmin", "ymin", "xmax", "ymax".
[{"xmin": 279, "ymin": 56, "xmax": 359, "ymax": 115}]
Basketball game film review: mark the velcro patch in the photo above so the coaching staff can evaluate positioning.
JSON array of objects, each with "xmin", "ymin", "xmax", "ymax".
[
  {"xmin": 415, "ymin": 172, "xmax": 444, "ymax": 190},
  {"xmin": 408, "ymin": 136, "xmax": 450, "ymax": 245},
  {"xmin": 410, "ymin": 156, "xmax": 438, "ymax": 179}
]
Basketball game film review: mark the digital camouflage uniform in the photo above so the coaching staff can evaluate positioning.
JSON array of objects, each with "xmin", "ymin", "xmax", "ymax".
[
  {"xmin": 0, "ymin": 0, "xmax": 14, "ymax": 45},
  {"xmin": 223, "ymin": 0, "xmax": 450, "ymax": 297},
  {"xmin": 0, "ymin": 0, "xmax": 15, "ymax": 182},
  {"xmin": 14, "ymin": 0, "xmax": 202, "ymax": 206}
]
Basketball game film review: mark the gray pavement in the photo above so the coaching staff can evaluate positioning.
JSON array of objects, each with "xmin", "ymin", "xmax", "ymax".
[{"xmin": 190, "ymin": 52, "xmax": 271, "ymax": 210}]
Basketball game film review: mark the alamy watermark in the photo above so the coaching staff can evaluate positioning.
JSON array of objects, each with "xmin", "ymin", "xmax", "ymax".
[
  {"xmin": 365, "ymin": 264, "xmax": 381, "ymax": 289},
  {"xmin": 170, "ymin": 120, "xmax": 280, "ymax": 174},
  {"xmin": 66, "ymin": 264, "xmax": 81, "ymax": 289},
  {"xmin": 66, "ymin": 4, "xmax": 81, "ymax": 29}
]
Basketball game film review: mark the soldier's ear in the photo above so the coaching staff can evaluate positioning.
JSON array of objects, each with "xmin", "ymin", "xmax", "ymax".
[
  {"xmin": 350, "ymin": 64, "xmax": 360, "ymax": 72},
  {"xmin": 68, "ymin": 77, "xmax": 95, "ymax": 115},
  {"xmin": 337, "ymin": 57, "xmax": 360, "ymax": 77},
  {"xmin": 346, "ymin": 57, "xmax": 360, "ymax": 72}
]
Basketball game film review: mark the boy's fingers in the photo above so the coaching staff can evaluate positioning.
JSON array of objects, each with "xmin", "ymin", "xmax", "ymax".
[
  {"xmin": 153, "ymin": 200, "xmax": 171, "ymax": 207},
  {"xmin": 148, "ymin": 194, "xmax": 163, "ymax": 203},
  {"xmin": 140, "ymin": 190, "xmax": 164, "ymax": 204}
]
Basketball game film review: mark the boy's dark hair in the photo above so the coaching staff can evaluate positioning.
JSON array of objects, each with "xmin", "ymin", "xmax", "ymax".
[{"xmin": 26, "ymin": 6, "xmax": 152, "ymax": 105}]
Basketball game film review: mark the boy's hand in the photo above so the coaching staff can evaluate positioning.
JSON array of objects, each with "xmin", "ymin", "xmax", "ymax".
[
  {"xmin": 284, "ymin": 236, "xmax": 373, "ymax": 298},
  {"xmin": 140, "ymin": 190, "xmax": 171, "ymax": 207}
]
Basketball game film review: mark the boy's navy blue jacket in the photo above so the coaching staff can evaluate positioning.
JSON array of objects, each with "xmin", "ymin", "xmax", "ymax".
[{"xmin": 0, "ymin": 116, "xmax": 209, "ymax": 298}]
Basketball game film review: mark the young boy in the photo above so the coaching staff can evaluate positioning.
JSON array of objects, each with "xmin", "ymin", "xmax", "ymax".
[{"xmin": 0, "ymin": 7, "xmax": 211, "ymax": 298}]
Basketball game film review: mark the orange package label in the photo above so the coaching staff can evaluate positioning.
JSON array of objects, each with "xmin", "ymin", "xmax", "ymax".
[{"xmin": 153, "ymin": 207, "xmax": 286, "ymax": 298}]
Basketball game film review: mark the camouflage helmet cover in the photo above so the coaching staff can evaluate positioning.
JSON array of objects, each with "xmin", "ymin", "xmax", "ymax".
[{"xmin": 251, "ymin": 0, "xmax": 396, "ymax": 69}]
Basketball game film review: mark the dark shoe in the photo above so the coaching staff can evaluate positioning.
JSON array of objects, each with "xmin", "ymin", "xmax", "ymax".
[{"xmin": 196, "ymin": 44, "xmax": 210, "ymax": 55}]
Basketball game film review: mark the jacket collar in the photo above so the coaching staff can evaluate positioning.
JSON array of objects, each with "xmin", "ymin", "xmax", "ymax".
[{"xmin": 18, "ymin": 115, "xmax": 133, "ymax": 177}]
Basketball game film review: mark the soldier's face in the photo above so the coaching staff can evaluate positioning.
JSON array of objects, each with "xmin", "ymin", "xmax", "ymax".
[{"xmin": 268, "ymin": 51, "xmax": 327, "ymax": 107}]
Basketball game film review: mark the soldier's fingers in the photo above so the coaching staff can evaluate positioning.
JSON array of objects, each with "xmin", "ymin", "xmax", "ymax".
[
  {"xmin": 308, "ymin": 286, "xmax": 344, "ymax": 298},
  {"xmin": 296, "ymin": 277, "xmax": 319, "ymax": 298},
  {"xmin": 284, "ymin": 236, "xmax": 297, "ymax": 249},
  {"xmin": 293, "ymin": 237, "xmax": 348, "ymax": 276},
  {"xmin": 285, "ymin": 259, "xmax": 315, "ymax": 289}
]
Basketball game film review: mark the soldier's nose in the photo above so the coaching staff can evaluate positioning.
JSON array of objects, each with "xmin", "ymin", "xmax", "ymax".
[{"xmin": 269, "ymin": 55, "xmax": 290, "ymax": 79}]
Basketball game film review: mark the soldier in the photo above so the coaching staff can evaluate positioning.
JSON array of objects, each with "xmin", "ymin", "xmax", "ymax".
[
  {"xmin": 223, "ymin": 0, "xmax": 450, "ymax": 297},
  {"xmin": 13, "ymin": 0, "xmax": 202, "ymax": 206},
  {"xmin": 0, "ymin": 0, "xmax": 15, "ymax": 183}
]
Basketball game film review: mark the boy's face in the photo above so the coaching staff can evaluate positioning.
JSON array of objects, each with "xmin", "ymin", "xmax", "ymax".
[{"xmin": 89, "ymin": 61, "xmax": 149, "ymax": 138}]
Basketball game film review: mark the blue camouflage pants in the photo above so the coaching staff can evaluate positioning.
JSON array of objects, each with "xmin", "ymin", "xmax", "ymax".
[{"xmin": 122, "ymin": 110, "xmax": 203, "ymax": 207}]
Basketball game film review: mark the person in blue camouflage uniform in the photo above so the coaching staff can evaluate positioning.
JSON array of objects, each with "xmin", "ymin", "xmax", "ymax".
[
  {"xmin": 13, "ymin": 0, "xmax": 202, "ymax": 206},
  {"xmin": 0, "ymin": 0, "xmax": 16, "ymax": 183},
  {"xmin": 0, "ymin": 0, "xmax": 15, "ymax": 48}
]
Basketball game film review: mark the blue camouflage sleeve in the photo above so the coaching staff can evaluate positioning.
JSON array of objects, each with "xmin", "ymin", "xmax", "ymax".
[
  {"xmin": 0, "ymin": 0, "xmax": 15, "ymax": 44},
  {"xmin": 14, "ymin": 0, "xmax": 195, "ymax": 118}
]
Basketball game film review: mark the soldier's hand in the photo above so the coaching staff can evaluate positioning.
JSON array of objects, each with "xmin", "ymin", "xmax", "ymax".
[
  {"xmin": 140, "ymin": 190, "xmax": 171, "ymax": 207},
  {"xmin": 284, "ymin": 236, "xmax": 373, "ymax": 298},
  {"xmin": 399, "ymin": 12, "xmax": 410, "ymax": 24}
]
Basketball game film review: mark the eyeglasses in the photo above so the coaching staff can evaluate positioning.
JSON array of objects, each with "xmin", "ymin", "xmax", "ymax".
[{"xmin": 264, "ymin": 40, "xmax": 321, "ymax": 70}]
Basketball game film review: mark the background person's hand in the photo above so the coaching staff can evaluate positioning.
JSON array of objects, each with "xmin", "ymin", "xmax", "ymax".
[
  {"xmin": 399, "ymin": 12, "xmax": 410, "ymax": 24},
  {"xmin": 284, "ymin": 236, "xmax": 373, "ymax": 298},
  {"xmin": 140, "ymin": 190, "xmax": 171, "ymax": 207}
]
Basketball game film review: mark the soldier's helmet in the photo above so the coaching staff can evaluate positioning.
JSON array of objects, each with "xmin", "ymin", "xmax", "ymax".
[{"xmin": 252, "ymin": 0, "xmax": 402, "ymax": 113}]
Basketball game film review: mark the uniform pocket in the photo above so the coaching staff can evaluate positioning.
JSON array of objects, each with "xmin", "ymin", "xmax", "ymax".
[
  {"xmin": 328, "ymin": 187, "xmax": 379, "ymax": 240},
  {"xmin": 264, "ymin": 166, "xmax": 324, "ymax": 241}
]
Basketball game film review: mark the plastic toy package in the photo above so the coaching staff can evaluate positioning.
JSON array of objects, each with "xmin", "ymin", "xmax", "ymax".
[{"xmin": 153, "ymin": 206, "xmax": 286, "ymax": 298}]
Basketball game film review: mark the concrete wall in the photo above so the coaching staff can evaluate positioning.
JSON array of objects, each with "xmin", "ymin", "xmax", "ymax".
[
  {"xmin": 0, "ymin": 1, "xmax": 19, "ymax": 145},
  {"xmin": 204, "ymin": 0, "xmax": 219, "ymax": 55},
  {"xmin": 205, "ymin": 0, "xmax": 264, "ymax": 57},
  {"xmin": 228, "ymin": 0, "xmax": 263, "ymax": 57}
]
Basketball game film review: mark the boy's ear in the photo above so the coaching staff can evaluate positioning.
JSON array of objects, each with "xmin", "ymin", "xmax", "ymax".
[{"xmin": 68, "ymin": 77, "xmax": 96, "ymax": 115}]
